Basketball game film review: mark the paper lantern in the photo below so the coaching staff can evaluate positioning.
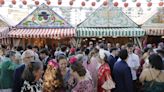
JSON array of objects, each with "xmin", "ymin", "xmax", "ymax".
[
  {"xmin": 96, "ymin": 0, "xmax": 100, "ymax": 2},
  {"xmin": 69, "ymin": 0, "xmax": 73, "ymax": 5},
  {"xmin": 147, "ymin": 2, "xmax": 152, "ymax": 7},
  {"xmin": 122, "ymin": 0, "xmax": 126, "ymax": 2},
  {"xmin": 22, "ymin": 0, "xmax": 27, "ymax": 5},
  {"xmin": 114, "ymin": 2, "xmax": 118, "ymax": 7},
  {"xmin": 132, "ymin": 0, "xmax": 137, "ymax": 2},
  {"xmin": 124, "ymin": 3, "xmax": 128, "ymax": 7},
  {"xmin": 103, "ymin": 1, "xmax": 108, "ymax": 6},
  {"xmin": 9, "ymin": 4, "xmax": 13, "ymax": 8},
  {"xmin": 146, "ymin": 0, "xmax": 151, "ymax": 2},
  {"xmin": 58, "ymin": 1, "xmax": 62, "ymax": 5},
  {"xmin": 91, "ymin": 2, "xmax": 96, "ymax": 6},
  {"xmin": 35, "ymin": 1, "xmax": 39, "ymax": 6},
  {"xmin": 19, "ymin": 4, "xmax": 23, "ymax": 8},
  {"xmin": 159, "ymin": 2, "xmax": 163, "ymax": 6},
  {"xmin": 136, "ymin": 2, "xmax": 141, "ymax": 7},
  {"xmin": 12, "ymin": 0, "xmax": 16, "ymax": 5},
  {"xmin": 47, "ymin": 1, "xmax": 51, "ymax": 5},
  {"xmin": 0, "ymin": 0, "xmax": 4, "ymax": 5},
  {"xmin": 81, "ymin": 1, "xmax": 85, "ymax": 6}
]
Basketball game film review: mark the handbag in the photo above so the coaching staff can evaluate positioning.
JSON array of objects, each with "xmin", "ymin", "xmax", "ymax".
[{"xmin": 101, "ymin": 73, "xmax": 115, "ymax": 92}]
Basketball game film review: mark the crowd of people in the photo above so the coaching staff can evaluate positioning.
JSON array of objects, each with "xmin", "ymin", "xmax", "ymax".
[{"xmin": 0, "ymin": 42, "xmax": 164, "ymax": 92}]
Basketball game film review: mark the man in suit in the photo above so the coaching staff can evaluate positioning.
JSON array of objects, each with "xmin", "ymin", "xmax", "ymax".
[
  {"xmin": 12, "ymin": 50, "xmax": 35, "ymax": 92},
  {"xmin": 113, "ymin": 49, "xmax": 133, "ymax": 92},
  {"xmin": 108, "ymin": 48, "xmax": 119, "ymax": 74}
]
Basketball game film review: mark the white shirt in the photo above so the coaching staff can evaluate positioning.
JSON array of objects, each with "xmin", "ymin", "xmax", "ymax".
[{"xmin": 127, "ymin": 53, "xmax": 140, "ymax": 80}]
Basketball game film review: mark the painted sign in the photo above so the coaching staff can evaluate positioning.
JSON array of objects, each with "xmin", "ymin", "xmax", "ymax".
[{"xmin": 17, "ymin": 3, "xmax": 72, "ymax": 28}]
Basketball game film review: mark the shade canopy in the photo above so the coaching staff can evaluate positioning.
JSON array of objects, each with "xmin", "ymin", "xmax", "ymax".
[{"xmin": 77, "ymin": 28, "xmax": 145, "ymax": 37}]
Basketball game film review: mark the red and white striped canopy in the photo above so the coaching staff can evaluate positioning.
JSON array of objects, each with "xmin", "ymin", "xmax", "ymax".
[
  {"xmin": 0, "ymin": 27, "xmax": 9, "ymax": 39},
  {"xmin": 144, "ymin": 28, "xmax": 164, "ymax": 36},
  {"xmin": 8, "ymin": 28, "xmax": 75, "ymax": 38}
]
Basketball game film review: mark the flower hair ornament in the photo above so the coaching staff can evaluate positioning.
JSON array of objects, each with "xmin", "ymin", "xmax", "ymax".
[
  {"xmin": 48, "ymin": 59, "xmax": 59, "ymax": 69},
  {"xmin": 69, "ymin": 57, "xmax": 77, "ymax": 64}
]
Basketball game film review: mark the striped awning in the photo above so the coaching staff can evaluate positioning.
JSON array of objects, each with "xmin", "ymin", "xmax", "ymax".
[
  {"xmin": 0, "ymin": 27, "xmax": 9, "ymax": 39},
  {"xmin": 144, "ymin": 28, "xmax": 164, "ymax": 36},
  {"xmin": 77, "ymin": 28, "xmax": 145, "ymax": 37},
  {"xmin": 8, "ymin": 28, "xmax": 75, "ymax": 38}
]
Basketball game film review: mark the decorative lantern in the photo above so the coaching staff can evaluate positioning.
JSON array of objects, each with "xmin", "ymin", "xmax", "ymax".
[
  {"xmin": 103, "ymin": 1, "xmax": 108, "ymax": 6},
  {"xmin": 91, "ymin": 2, "xmax": 96, "ymax": 6},
  {"xmin": 0, "ymin": 0, "xmax": 4, "ymax": 5},
  {"xmin": 12, "ymin": 0, "xmax": 16, "ymax": 5},
  {"xmin": 19, "ymin": 4, "xmax": 23, "ymax": 8},
  {"xmin": 58, "ymin": 1, "xmax": 62, "ymax": 5},
  {"xmin": 124, "ymin": 3, "xmax": 128, "ymax": 7},
  {"xmin": 147, "ymin": 2, "xmax": 152, "ymax": 7},
  {"xmin": 35, "ymin": 1, "xmax": 39, "ymax": 6},
  {"xmin": 114, "ymin": 2, "xmax": 118, "ymax": 7},
  {"xmin": 122, "ymin": 0, "xmax": 126, "ymax": 2},
  {"xmin": 69, "ymin": 0, "xmax": 73, "ymax": 6},
  {"xmin": 136, "ymin": 2, "xmax": 141, "ymax": 7},
  {"xmin": 9, "ymin": 4, "xmax": 13, "ymax": 8},
  {"xmin": 22, "ymin": 0, "xmax": 27, "ymax": 5},
  {"xmin": 47, "ymin": 1, "xmax": 51, "ymax": 5},
  {"xmin": 81, "ymin": 1, "xmax": 85, "ymax": 6},
  {"xmin": 132, "ymin": 0, "xmax": 137, "ymax": 2},
  {"xmin": 96, "ymin": 0, "xmax": 100, "ymax": 2},
  {"xmin": 159, "ymin": 2, "xmax": 163, "ymax": 6},
  {"xmin": 146, "ymin": 0, "xmax": 151, "ymax": 2}
]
